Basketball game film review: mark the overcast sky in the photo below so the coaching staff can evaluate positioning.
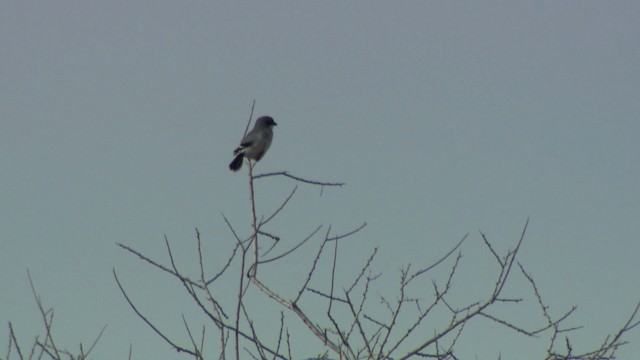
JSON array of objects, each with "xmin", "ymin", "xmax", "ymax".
[{"xmin": 1, "ymin": 1, "xmax": 639, "ymax": 359}]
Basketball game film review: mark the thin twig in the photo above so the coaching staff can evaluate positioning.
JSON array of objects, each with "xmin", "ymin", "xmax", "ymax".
[
  {"xmin": 347, "ymin": 248, "xmax": 378, "ymax": 294},
  {"xmin": 248, "ymin": 160, "xmax": 259, "ymax": 278},
  {"xmin": 8, "ymin": 322, "xmax": 24, "ymax": 360},
  {"xmin": 182, "ymin": 315, "xmax": 202, "ymax": 359},
  {"xmin": 249, "ymin": 275, "xmax": 346, "ymax": 358},
  {"xmin": 83, "ymin": 324, "xmax": 107, "ymax": 358},
  {"xmin": 235, "ymin": 237, "xmax": 248, "ymax": 360},
  {"xmin": 113, "ymin": 269, "xmax": 198, "ymax": 356},
  {"xmin": 479, "ymin": 230, "xmax": 503, "ymax": 267},
  {"xmin": 27, "ymin": 270, "xmax": 61, "ymax": 359},
  {"xmin": 241, "ymin": 100, "xmax": 256, "ymax": 139},
  {"xmin": 260, "ymin": 186, "xmax": 298, "ymax": 227},
  {"xmin": 307, "ymin": 288, "xmax": 348, "ymax": 304},
  {"xmin": 253, "ymin": 171, "xmax": 345, "ymax": 187},
  {"xmin": 328, "ymin": 235, "xmax": 339, "ymax": 314},
  {"xmin": 294, "ymin": 227, "xmax": 332, "ymax": 303},
  {"xmin": 260, "ymin": 225, "xmax": 323, "ymax": 265},
  {"xmin": 242, "ymin": 305, "xmax": 267, "ymax": 360},
  {"xmin": 398, "ymin": 220, "xmax": 530, "ymax": 360},
  {"xmin": 272, "ymin": 312, "xmax": 286, "ymax": 360},
  {"xmin": 222, "ymin": 213, "xmax": 248, "ymax": 249},
  {"xmin": 406, "ymin": 234, "xmax": 467, "ymax": 285},
  {"xmin": 116, "ymin": 242, "xmax": 204, "ymax": 290},
  {"xmin": 326, "ymin": 223, "xmax": 367, "ymax": 242}
]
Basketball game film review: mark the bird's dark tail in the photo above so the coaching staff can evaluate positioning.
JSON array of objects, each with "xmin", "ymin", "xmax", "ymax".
[{"xmin": 229, "ymin": 153, "xmax": 244, "ymax": 171}]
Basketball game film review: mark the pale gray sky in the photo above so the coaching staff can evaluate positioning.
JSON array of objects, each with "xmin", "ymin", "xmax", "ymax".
[{"xmin": 1, "ymin": 1, "xmax": 639, "ymax": 359}]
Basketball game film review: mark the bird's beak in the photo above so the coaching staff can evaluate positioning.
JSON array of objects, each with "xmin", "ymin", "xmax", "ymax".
[{"xmin": 273, "ymin": 121, "xmax": 278, "ymax": 126}]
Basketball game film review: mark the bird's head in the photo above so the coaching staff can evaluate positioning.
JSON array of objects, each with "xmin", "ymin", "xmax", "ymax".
[{"xmin": 256, "ymin": 116, "xmax": 277, "ymax": 128}]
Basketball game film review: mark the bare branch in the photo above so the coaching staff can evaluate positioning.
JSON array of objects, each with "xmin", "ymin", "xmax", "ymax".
[
  {"xmin": 27, "ymin": 270, "xmax": 61, "ymax": 359},
  {"xmin": 241, "ymin": 99, "xmax": 256, "ymax": 140},
  {"xmin": 479, "ymin": 230, "xmax": 503, "ymax": 267},
  {"xmin": 242, "ymin": 305, "xmax": 267, "ymax": 360},
  {"xmin": 222, "ymin": 212, "xmax": 249, "ymax": 248},
  {"xmin": 253, "ymin": 171, "xmax": 345, "ymax": 187},
  {"xmin": 307, "ymin": 288, "xmax": 349, "ymax": 304},
  {"xmin": 398, "ymin": 220, "xmax": 530, "ymax": 360},
  {"xmin": 195, "ymin": 229, "xmax": 230, "ymax": 319},
  {"xmin": 386, "ymin": 252, "xmax": 463, "ymax": 358},
  {"xmin": 200, "ymin": 325, "xmax": 207, "ymax": 360},
  {"xmin": 116, "ymin": 242, "xmax": 204, "ymax": 290},
  {"xmin": 113, "ymin": 268, "xmax": 199, "ymax": 357},
  {"xmin": 120, "ymin": 242, "xmax": 285, "ymax": 358},
  {"xmin": 249, "ymin": 274, "xmax": 346, "ymax": 358},
  {"xmin": 248, "ymin": 161, "xmax": 260, "ymax": 278},
  {"xmin": 294, "ymin": 227, "xmax": 331, "ymax": 303},
  {"xmin": 326, "ymin": 222, "xmax": 367, "ymax": 242},
  {"xmin": 272, "ymin": 312, "xmax": 286, "ymax": 360},
  {"xmin": 377, "ymin": 267, "xmax": 410, "ymax": 358},
  {"xmin": 164, "ymin": 237, "xmax": 228, "ymax": 329},
  {"xmin": 7, "ymin": 322, "xmax": 24, "ymax": 360},
  {"xmin": 328, "ymin": 234, "xmax": 339, "ymax": 314},
  {"xmin": 83, "ymin": 324, "xmax": 107, "ymax": 359},
  {"xmin": 344, "ymin": 291, "xmax": 373, "ymax": 356},
  {"xmin": 236, "ymin": 245, "xmax": 248, "ymax": 360},
  {"xmin": 346, "ymin": 248, "xmax": 378, "ymax": 294},
  {"xmin": 406, "ymin": 234, "xmax": 467, "ymax": 285},
  {"xmin": 201, "ymin": 227, "xmax": 242, "ymax": 286},
  {"xmin": 479, "ymin": 312, "xmax": 536, "ymax": 336},
  {"xmin": 260, "ymin": 186, "xmax": 298, "ymax": 227},
  {"xmin": 259, "ymin": 225, "xmax": 323, "ymax": 265},
  {"xmin": 182, "ymin": 315, "xmax": 203, "ymax": 359},
  {"xmin": 493, "ymin": 218, "xmax": 529, "ymax": 298},
  {"xmin": 286, "ymin": 329, "xmax": 292, "ymax": 360}
]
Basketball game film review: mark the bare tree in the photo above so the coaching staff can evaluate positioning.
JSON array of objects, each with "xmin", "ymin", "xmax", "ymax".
[
  {"xmin": 4, "ymin": 271, "xmax": 106, "ymax": 360},
  {"xmin": 112, "ymin": 111, "xmax": 639, "ymax": 359}
]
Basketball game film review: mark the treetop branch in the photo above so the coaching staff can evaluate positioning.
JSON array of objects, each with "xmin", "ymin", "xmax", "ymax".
[{"xmin": 253, "ymin": 171, "xmax": 345, "ymax": 187}]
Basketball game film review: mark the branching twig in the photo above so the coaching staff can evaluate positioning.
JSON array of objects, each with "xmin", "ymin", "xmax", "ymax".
[
  {"xmin": 182, "ymin": 315, "xmax": 203, "ymax": 359},
  {"xmin": 259, "ymin": 225, "xmax": 323, "ymax": 265},
  {"xmin": 27, "ymin": 271, "xmax": 61, "ymax": 359},
  {"xmin": 116, "ymin": 242, "xmax": 204, "ymax": 290},
  {"xmin": 294, "ymin": 227, "xmax": 332, "ymax": 303},
  {"xmin": 7, "ymin": 322, "xmax": 24, "ymax": 360},
  {"xmin": 398, "ymin": 220, "xmax": 530, "ymax": 360}
]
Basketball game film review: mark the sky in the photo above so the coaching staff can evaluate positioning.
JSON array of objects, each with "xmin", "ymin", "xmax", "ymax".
[{"xmin": 1, "ymin": 1, "xmax": 639, "ymax": 359}]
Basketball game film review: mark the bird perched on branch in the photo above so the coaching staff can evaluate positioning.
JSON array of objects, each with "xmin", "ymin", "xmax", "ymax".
[{"xmin": 229, "ymin": 116, "xmax": 277, "ymax": 172}]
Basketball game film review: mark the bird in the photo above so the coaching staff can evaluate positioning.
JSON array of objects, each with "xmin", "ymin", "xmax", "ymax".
[{"xmin": 229, "ymin": 116, "xmax": 277, "ymax": 172}]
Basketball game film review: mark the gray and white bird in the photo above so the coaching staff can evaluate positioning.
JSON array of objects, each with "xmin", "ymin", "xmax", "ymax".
[{"xmin": 229, "ymin": 116, "xmax": 277, "ymax": 172}]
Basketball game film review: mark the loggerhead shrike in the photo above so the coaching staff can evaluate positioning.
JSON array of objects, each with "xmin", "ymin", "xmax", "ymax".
[{"xmin": 229, "ymin": 115, "xmax": 277, "ymax": 172}]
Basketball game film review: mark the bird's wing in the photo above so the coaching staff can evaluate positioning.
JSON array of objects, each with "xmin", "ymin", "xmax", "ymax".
[{"xmin": 233, "ymin": 139, "xmax": 254, "ymax": 155}]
